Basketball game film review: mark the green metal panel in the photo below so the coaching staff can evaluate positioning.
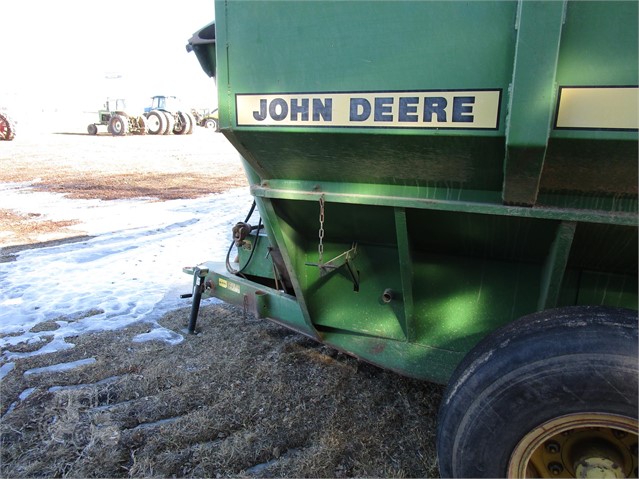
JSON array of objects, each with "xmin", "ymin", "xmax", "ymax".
[
  {"xmin": 538, "ymin": 221, "xmax": 576, "ymax": 311},
  {"xmin": 235, "ymin": 232, "xmax": 275, "ymax": 280},
  {"xmin": 252, "ymin": 180, "xmax": 636, "ymax": 226},
  {"xmin": 554, "ymin": 2, "xmax": 638, "ymax": 107},
  {"xmin": 223, "ymin": 1, "xmax": 517, "ymax": 98},
  {"xmin": 395, "ymin": 208, "xmax": 416, "ymax": 341},
  {"xmin": 186, "ymin": 0, "xmax": 638, "ymax": 383},
  {"xmin": 502, "ymin": 1, "xmax": 565, "ymax": 205}
]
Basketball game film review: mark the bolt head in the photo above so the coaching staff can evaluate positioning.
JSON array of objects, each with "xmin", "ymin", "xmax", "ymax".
[
  {"xmin": 545, "ymin": 440, "xmax": 561, "ymax": 454},
  {"xmin": 548, "ymin": 462, "xmax": 564, "ymax": 475}
]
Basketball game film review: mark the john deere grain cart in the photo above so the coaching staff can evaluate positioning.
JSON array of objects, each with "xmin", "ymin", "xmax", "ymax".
[{"xmin": 185, "ymin": 2, "xmax": 638, "ymax": 477}]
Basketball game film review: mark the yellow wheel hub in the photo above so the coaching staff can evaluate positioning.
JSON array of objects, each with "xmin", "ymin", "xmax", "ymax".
[{"xmin": 508, "ymin": 413, "xmax": 638, "ymax": 478}]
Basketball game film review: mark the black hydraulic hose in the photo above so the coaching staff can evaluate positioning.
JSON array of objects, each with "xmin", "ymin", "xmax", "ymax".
[{"xmin": 226, "ymin": 201, "xmax": 262, "ymax": 275}]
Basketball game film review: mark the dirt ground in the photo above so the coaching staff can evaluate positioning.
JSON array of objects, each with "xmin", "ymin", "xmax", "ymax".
[
  {"xmin": 0, "ymin": 123, "xmax": 246, "ymax": 248},
  {"xmin": 0, "ymin": 123, "xmax": 443, "ymax": 478}
]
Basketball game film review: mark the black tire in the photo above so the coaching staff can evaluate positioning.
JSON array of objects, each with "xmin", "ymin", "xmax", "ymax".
[
  {"xmin": 437, "ymin": 305, "xmax": 638, "ymax": 478},
  {"xmin": 146, "ymin": 110, "xmax": 166, "ymax": 135},
  {"xmin": 109, "ymin": 115, "xmax": 128, "ymax": 136},
  {"xmin": 185, "ymin": 112, "xmax": 195, "ymax": 134},
  {"xmin": 163, "ymin": 111, "xmax": 175, "ymax": 135},
  {"xmin": 87, "ymin": 124, "xmax": 98, "ymax": 135},
  {"xmin": 204, "ymin": 118, "xmax": 217, "ymax": 130},
  {"xmin": 0, "ymin": 112, "xmax": 16, "ymax": 141},
  {"xmin": 173, "ymin": 111, "xmax": 190, "ymax": 135}
]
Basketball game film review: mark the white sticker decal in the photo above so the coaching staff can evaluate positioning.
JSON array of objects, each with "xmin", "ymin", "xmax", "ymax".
[
  {"xmin": 236, "ymin": 90, "xmax": 501, "ymax": 129},
  {"xmin": 555, "ymin": 87, "xmax": 638, "ymax": 130},
  {"xmin": 218, "ymin": 278, "xmax": 241, "ymax": 294}
]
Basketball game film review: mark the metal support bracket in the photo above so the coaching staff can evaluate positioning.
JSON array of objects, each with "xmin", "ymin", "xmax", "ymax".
[{"xmin": 306, "ymin": 243, "xmax": 360, "ymax": 291}]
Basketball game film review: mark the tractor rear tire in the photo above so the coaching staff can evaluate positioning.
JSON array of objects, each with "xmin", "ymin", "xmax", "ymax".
[
  {"xmin": 87, "ymin": 124, "xmax": 98, "ymax": 135},
  {"xmin": 109, "ymin": 115, "xmax": 129, "ymax": 136},
  {"xmin": 185, "ymin": 112, "xmax": 195, "ymax": 134},
  {"xmin": 0, "ymin": 112, "xmax": 16, "ymax": 141},
  {"xmin": 436, "ymin": 305, "xmax": 638, "ymax": 478},
  {"xmin": 204, "ymin": 118, "xmax": 218, "ymax": 130},
  {"xmin": 173, "ymin": 111, "xmax": 190, "ymax": 135},
  {"xmin": 163, "ymin": 112, "xmax": 175, "ymax": 135},
  {"xmin": 146, "ymin": 110, "xmax": 166, "ymax": 135}
]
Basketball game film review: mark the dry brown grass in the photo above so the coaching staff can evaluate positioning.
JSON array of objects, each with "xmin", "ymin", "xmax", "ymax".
[
  {"xmin": 0, "ymin": 209, "xmax": 82, "ymax": 250},
  {"xmin": 1, "ymin": 305, "xmax": 443, "ymax": 478},
  {"xmin": 29, "ymin": 172, "xmax": 245, "ymax": 201}
]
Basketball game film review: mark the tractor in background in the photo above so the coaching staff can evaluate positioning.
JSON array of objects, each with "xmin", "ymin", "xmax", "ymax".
[
  {"xmin": 0, "ymin": 110, "xmax": 16, "ymax": 141},
  {"xmin": 144, "ymin": 95, "xmax": 195, "ymax": 135},
  {"xmin": 87, "ymin": 99, "xmax": 148, "ymax": 136},
  {"xmin": 192, "ymin": 108, "xmax": 219, "ymax": 131}
]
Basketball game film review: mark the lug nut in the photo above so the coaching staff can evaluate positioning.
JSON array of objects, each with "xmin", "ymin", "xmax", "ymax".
[
  {"xmin": 548, "ymin": 462, "xmax": 564, "ymax": 475},
  {"xmin": 545, "ymin": 440, "xmax": 561, "ymax": 454}
]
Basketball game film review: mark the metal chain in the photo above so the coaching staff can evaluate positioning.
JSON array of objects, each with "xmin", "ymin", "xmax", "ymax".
[{"xmin": 318, "ymin": 195, "xmax": 325, "ymax": 265}]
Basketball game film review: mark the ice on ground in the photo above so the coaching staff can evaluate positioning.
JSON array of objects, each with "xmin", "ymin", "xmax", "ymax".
[
  {"xmin": 18, "ymin": 387, "xmax": 36, "ymax": 401},
  {"xmin": 48, "ymin": 375, "xmax": 121, "ymax": 393},
  {"xmin": 0, "ymin": 185, "xmax": 254, "ymax": 370},
  {"xmin": 0, "ymin": 362, "xmax": 15, "ymax": 381},
  {"xmin": 132, "ymin": 327, "xmax": 184, "ymax": 345},
  {"xmin": 23, "ymin": 358, "xmax": 97, "ymax": 376},
  {"xmin": 2, "ymin": 387, "xmax": 36, "ymax": 418}
]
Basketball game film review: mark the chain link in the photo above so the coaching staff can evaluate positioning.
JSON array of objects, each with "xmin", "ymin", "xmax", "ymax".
[{"xmin": 318, "ymin": 195, "xmax": 325, "ymax": 265}]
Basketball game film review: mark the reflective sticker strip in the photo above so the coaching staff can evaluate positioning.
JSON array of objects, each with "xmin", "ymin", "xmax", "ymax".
[
  {"xmin": 555, "ymin": 86, "xmax": 639, "ymax": 131},
  {"xmin": 218, "ymin": 278, "xmax": 240, "ymax": 294},
  {"xmin": 236, "ymin": 90, "xmax": 501, "ymax": 129}
]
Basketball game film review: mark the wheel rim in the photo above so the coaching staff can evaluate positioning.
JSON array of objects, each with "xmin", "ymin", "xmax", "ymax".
[
  {"xmin": 113, "ymin": 120, "xmax": 123, "ymax": 134},
  {"xmin": 148, "ymin": 114, "xmax": 161, "ymax": 133},
  {"xmin": 508, "ymin": 413, "xmax": 638, "ymax": 478}
]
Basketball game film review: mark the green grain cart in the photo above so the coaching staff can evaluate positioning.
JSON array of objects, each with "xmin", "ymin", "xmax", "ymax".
[{"xmin": 184, "ymin": 2, "xmax": 638, "ymax": 477}]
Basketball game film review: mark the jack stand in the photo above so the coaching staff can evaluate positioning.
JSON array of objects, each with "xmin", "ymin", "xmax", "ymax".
[{"xmin": 180, "ymin": 266, "xmax": 209, "ymax": 334}]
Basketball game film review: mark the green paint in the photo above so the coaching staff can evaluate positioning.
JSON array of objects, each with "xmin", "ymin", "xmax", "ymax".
[{"xmin": 184, "ymin": 1, "xmax": 638, "ymax": 382}]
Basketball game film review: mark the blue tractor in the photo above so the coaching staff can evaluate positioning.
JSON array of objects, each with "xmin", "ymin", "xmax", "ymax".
[{"xmin": 143, "ymin": 95, "xmax": 195, "ymax": 135}]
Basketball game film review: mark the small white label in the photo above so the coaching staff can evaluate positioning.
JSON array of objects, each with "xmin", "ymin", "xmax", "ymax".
[
  {"xmin": 218, "ymin": 278, "xmax": 240, "ymax": 294},
  {"xmin": 555, "ymin": 87, "xmax": 638, "ymax": 130}
]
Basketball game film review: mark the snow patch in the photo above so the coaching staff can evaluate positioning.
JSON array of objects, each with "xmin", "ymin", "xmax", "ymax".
[
  {"xmin": 0, "ymin": 186, "xmax": 254, "ymax": 362},
  {"xmin": 24, "ymin": 358, "xmax": 97, "ymax": 376},
  {"xmin": 0, "ymin": 362, "xmax": 15, "ymax": 381}
]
